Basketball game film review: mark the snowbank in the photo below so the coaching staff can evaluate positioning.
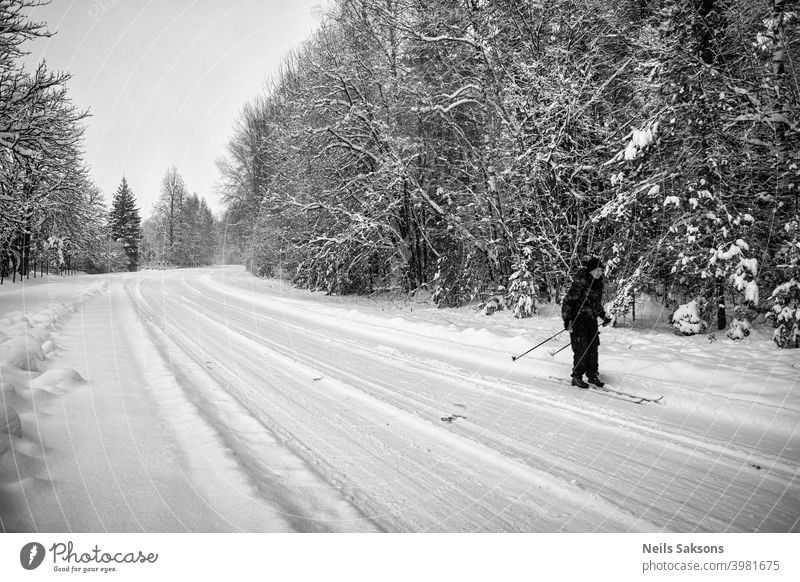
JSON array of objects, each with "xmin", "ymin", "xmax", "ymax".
[{"xmin": 0, "ymin": 278, "xmax": 104, "ymax": 530}]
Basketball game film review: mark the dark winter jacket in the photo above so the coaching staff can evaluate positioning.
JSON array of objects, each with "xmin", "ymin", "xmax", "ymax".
[{"xmin": 561, "ymin": 268, "xmax": 607, "ymax": 332}]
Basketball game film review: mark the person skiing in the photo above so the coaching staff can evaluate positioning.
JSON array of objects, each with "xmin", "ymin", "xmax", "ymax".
[{"xmin": 561, "ymin": 255, "xmax": 611, "ymax": 388}]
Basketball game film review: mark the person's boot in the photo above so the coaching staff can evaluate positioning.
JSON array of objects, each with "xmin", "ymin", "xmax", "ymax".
[
  {"xmin": 571, "ymin": 376, "xmax": 589, "ymax": 389},
  {"xmin": 587, "ymin": 375, "xmax": 604, "ymax": 387}
]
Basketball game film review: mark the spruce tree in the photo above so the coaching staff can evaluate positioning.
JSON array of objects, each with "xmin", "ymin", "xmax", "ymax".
[{"xmin": 109, "ymin": 177, "xmax": 142, "ymax": 271}]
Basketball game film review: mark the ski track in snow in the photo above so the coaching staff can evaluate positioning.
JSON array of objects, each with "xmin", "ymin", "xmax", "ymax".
[{"xmin": 1, "ymin": 266, "xmax": 798, "ymax": 532}]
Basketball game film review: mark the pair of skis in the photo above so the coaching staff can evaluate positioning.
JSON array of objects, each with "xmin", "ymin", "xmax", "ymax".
[
  {"xmin": 510, "ymin": 334, "xmax": 663, "ymax": 404},
  {"xmin": 546, "ymin": 376, "xmax": 664, "ymax": 405}
]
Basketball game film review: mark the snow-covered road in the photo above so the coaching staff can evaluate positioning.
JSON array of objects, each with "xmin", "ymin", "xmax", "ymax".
[{"xmin": 1, "ymin": 266, "xmax": 798, "ymax": 532}]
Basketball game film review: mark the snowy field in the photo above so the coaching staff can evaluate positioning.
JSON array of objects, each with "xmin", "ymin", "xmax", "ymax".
[{"xmin": 0, "ymin": 265, "xmax": 798, "ymax": 532}]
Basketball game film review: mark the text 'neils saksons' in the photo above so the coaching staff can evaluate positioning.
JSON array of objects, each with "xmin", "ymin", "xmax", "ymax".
[{"xmin": 643, "ymin": 543, "xmax": 724, "ymax": 554}]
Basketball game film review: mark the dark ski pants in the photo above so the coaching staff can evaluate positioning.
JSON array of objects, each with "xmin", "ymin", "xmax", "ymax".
[{"xmin": 570, "ymin": 327, "xmax": 599, "ymax": 379}]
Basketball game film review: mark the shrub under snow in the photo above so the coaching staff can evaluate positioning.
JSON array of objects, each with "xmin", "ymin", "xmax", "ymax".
[
  {"xmin": 671, "ymin": 299, "xmax": 708, "ymax": 336},
  {"xmin": 479, "ymin": 290, "xmax": 506, "ymax": 316},
  {"xmin": 726, "ymin": 306, "xmax": 755, "ymax": 341},
  {"xmin": 506, "ymin": 250, "xmax": 537, "ymax": 319},
  {"xmin": 727, "ymin": 317, "xmax": 752, "ymax": 340},
  {"xmin": 771, "ymin": 279, "xmax": 800, "ymax": 349}
]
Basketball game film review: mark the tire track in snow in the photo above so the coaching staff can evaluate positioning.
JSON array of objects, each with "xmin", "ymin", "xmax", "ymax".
[{"xmin": 127, "ymin": 278, "xmax": 383, "ymax": 532}]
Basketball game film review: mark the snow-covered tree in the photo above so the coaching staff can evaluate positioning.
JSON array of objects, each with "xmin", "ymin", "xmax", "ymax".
[
  {"xmin": 139, "ymin": 215, "xmax": 167, "ymax": 266},
  {"xmin": 770, "ymin": 279, "xmax": 800, "ymax": 349},
  {"xmin": 154, "ymin": 166, "xmax": 188, "ymax": 264},
  {"xmin": 506, "ymin": 233, "xmax": 539, "ymax": 319},
  {"xmin": 172, "ymin": 193, "xmax": 217, "ymax": 267},
  {"xmin": 671, "ymin": 299, "xmax": 709, "ymax": 336},
  {"xmin": 109, "ymin": 177, "xmax": 141, "ymax": 271},
  {"xmin": 147, "ymin": 169, "xmax": 217, "ymax": 268},
  {"xmin": 1, "ymin": 1, "xmax": 91, "ymax": 282}
]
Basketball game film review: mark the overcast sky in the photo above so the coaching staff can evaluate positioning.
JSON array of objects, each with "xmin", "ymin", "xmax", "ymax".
[{"xmin": 22, "ymin": 0, "xmax": 323, "ymax": 217}]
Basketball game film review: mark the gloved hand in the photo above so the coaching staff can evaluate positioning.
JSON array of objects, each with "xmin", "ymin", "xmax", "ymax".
[{"xmin": 602, "ymin": 316, "xmax": 612, "ymax": 327}]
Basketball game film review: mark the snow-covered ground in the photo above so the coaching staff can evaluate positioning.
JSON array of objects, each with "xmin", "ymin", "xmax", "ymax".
[{"xmin": 1, "ymin": 266, "xmax": 798, "ymax": 532}]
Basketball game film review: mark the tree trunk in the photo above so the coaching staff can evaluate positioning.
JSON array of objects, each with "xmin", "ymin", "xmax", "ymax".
[
  {"xmin": 695, "ymin": 0, "xmax": 717, "ymax": 65},
  {"xmin": 717, "ymin": 282, "xmax": 726, "ymax": 330},
  {"xmin": 771, "ymin": 0, "xmax": 790, "ymax": 200}
]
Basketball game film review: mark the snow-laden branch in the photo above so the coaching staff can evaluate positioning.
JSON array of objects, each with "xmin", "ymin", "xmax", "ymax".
[{"xmin": 416, "ymin": 98, "xmax": 481, "ymax": 115}]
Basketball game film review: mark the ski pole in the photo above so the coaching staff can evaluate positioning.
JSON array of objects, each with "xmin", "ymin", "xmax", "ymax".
[
  {"xmin": 511, "ymin": 329, "xmax": 566, "ymax": 361},
  {"xmin": 549, "ymin": 342, "xmax": 570, "ymax": 357}
]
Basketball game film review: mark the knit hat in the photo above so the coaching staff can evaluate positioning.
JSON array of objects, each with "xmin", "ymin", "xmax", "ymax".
[{"xmin": 584, "ymin": 255, "xmax": 603, "ymax": 271}]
